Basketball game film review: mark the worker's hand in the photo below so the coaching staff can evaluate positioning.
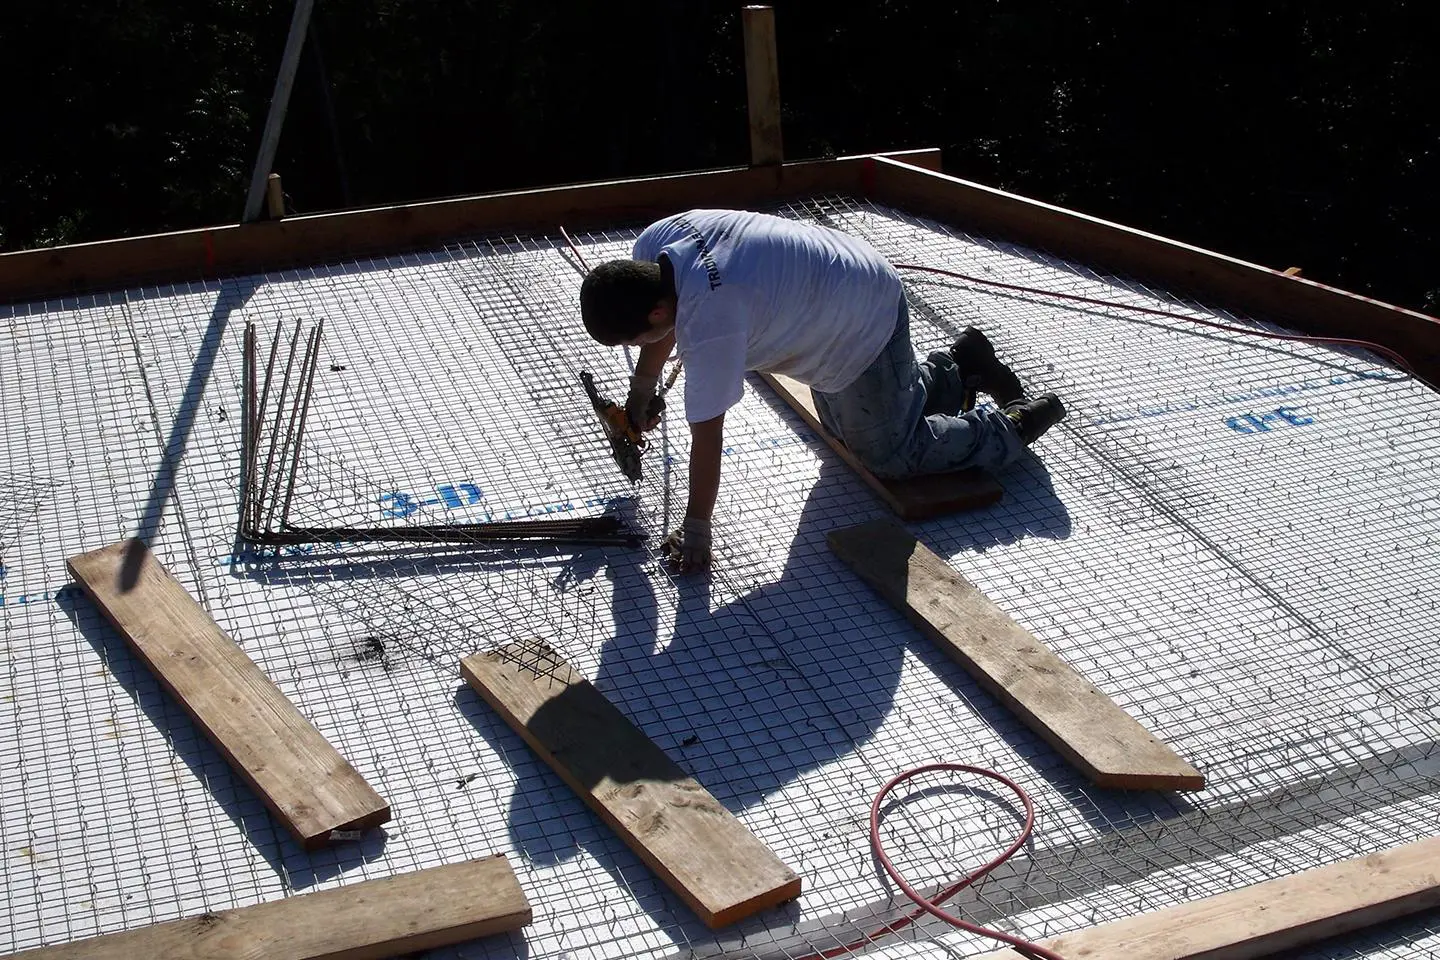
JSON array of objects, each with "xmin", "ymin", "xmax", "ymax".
[
  {"xmin": 625, "ymin": 374, "xmax": 663, "ymax": 432},
  {"xmin": 661, "ymin": 517, "xmax": 712, "ymax": 573}
]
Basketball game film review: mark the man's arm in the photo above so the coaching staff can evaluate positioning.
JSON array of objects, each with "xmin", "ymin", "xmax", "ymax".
[
  {"xmin": 685, "ymin": 413, "xmax": 724, "ymax": 523},
  {"xmin": 635, "ymin": 329, "xmax": 675, "ymax": 380},
  {"xmin": 626, "ymin": 329, "xmax": 676, "ymax": 431},
  {"xmin": 662, "ymin": 412, "xmax": 723, "ymax": 572}
]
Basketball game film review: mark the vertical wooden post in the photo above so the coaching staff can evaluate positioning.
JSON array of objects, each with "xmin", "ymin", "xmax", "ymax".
[
  {"xmin": 265, "ymin": 173, "xmax": 286, "ymax": 220},
  {"xmin": 243, "ymin": 0, "xmax": 315, "ymax": 222},
  {"xmin": 742, "ymin": 5, "xmax": 783, "ymax": 166}
]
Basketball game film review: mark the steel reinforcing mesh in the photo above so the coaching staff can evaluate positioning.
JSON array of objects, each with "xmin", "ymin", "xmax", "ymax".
[{"xmin": 1, "ymin": 197, "xmax": 1438, "ymax": 959}]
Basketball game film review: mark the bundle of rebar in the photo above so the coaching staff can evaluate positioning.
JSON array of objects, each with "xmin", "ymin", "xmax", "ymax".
[
  {"xmin": 238, "ymin": 318, "xmax": 642, "ymax": 549},
  {"xmin": 248, "ymin": 518, "xmax": 641, "ymax": 546},
  {"xmin": 240, "ymin": 317, "xmax": 324, "ymax": 543}
]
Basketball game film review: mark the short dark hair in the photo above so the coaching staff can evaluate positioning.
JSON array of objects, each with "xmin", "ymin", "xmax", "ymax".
[{"xmin": 580, "ymin": 259, "xmax": 664, "ymax": 345}]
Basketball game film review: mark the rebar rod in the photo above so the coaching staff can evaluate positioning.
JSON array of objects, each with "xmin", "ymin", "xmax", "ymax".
[
  {"xmin": 255, "ymin": 521, "xmax": 643, "ymax": 547},
  {"xmin": 251, "ymin": 321, "xmax": 288, "ymax": 531},
  {"xmin": 278, "ymin": 317, "xmax": 324, "ymax": 533},
  {"xmin": 257, "ymin": 321, "xmax": 307, "ymax": 537},
  {"xmin": 241, "ymin": 321, "xmax": 259, "ymax": 536}
]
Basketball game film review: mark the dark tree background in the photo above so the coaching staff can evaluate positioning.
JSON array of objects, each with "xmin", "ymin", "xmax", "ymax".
[{"xmin": 3, "ymin": 1, "xmax": 1435, "ymax": 313}]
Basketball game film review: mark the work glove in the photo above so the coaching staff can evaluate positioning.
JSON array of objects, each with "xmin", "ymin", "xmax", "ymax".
[
  {"xmin": 661, "ymin": 517, "xmax": 712, "ymax": 573},
  {"xmin": 625, "ymin": 374, "xmax": 664, "ymax": 432}
]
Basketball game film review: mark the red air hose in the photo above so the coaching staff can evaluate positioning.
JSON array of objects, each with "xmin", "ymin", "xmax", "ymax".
[{"xmin": 795, "ymin": 764, "xmax": 1064, "ymax": 960}]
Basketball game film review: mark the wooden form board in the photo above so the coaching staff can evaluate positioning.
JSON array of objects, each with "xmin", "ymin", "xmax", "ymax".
[
  {"xmin": 972, "ymin": 835, "xmax": 1440, "ymax": 960},
  {"xmin": 0, "ymin": 149, "xmax": 938, "ymax": 304},
  {"xmin": 827, "ymin": 519, "xmax": 1203, "ymax": 790},
  {"xmin": 865, "ymin": 155, "xmax": 1440, "ymax": 387},
  {"xmin": 460, "ymin": 640, "xmax": 802, "ymax": 928},
  {"xmin": 67, "ymin": 539, "xmax": 390, "ymax": 849},
  {"xmin": 7, "ymin": 855, "xmax": 531, "ymax": 959},
  {"xmin": 759, "ymin": 372, "xmax": 1003, "ymax": 520},
  {"xmin": 3, "ymin": 142, "xmax": 1432, "ymax": 386}
]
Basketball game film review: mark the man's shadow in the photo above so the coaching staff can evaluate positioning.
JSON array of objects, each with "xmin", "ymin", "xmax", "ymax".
[{"xmin": 456, "ymin": 450, "xmax": 1088, "ymax": 940}]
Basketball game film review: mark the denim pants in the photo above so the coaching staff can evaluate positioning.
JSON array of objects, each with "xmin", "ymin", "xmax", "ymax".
[{"xmin": 812, "ymin": 298, "xmax": 1024, "ymax": 479}]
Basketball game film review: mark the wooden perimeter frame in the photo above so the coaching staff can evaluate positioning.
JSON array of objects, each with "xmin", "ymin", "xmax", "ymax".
[
  {"xmin": 0, "ymin": 150, "xmax": 938, "ymax": 304},
  {"xmin": 864, "ymin": 155, "xmax": 1440, "ymax": 386},
  {"xmin": 3, "ymin": 146, "xmax": 1433, "ymax": 383}
]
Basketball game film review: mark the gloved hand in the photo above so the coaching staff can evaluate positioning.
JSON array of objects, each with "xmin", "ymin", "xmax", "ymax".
[
  {"xmin": 625, "ymin": 374, "xmax": 664, "ymax": 432},
  {"xmin": 661, "ymin": 517, "xmax": 712, "ymax": 572}
]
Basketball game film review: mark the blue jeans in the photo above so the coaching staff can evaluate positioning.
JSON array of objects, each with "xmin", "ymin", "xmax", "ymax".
[{"xmin": 812, "ymin": 298, "xmax": 1024, "ymax": 479}]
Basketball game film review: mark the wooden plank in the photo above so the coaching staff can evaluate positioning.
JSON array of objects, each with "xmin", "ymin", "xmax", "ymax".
[
  {"xmin": 759, "ymin": 372, "xmax": 1003, "ymax": 520},
  {"xmin": 460, "ymin": 640, "xmax": 801, "ymax": 928},
  {"xmin": 827, "ymin": 519, "xmax": 1203, "ymax": 790},
  {"xmin": 866, "ymin": 154, "xmax": 1440, "ymax": 387},
  {"xmin": 742, "ymin": 6, "xmax": 784, "ymax": 166},
  {"xmin": 67, "ymin": 539, "xmax": 390, "ymax": 849},
  {"xmin": 870, "ymin": 147, "xmax": 941, "ymax": 172},
  {"xmin": 971, "ymin": 835, "xmax": 1440, "ymax": 960},
  {"xmin": 0, "ymin": 149, "xmax": 944, "ymax": 305},
  {"xmin": 7, "ymin": 855, "xmax": 531, "ymax": 959}
]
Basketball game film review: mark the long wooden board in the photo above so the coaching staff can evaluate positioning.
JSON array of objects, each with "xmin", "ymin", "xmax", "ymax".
[
  {"xmin": 972, "ymin": 835, "xmax": 1440, "ymax": 960},
  {"xmin": 5, "ymin": 143, "xmax": 1432, "ymax": 388},
  {"xmin": 7, "ymin": 855, "xmax": 531, "ymax": 959},
  {"xmin": 759, "ymin": 372, "xmax": 1003, "ymax": 520},
  {"xmin": 67, "ymin": 539, "xmax": 391, "ymax": 848},
  {"xmin": 866, "ymin": 155, "xmax": 1440, "ymax": 386},
  {"xmin": 0, "ymin": 149, "xmax": 939, "ymax": 304},
  {"xmin": 827, "ymin": 519, "xmax": 1203, "ymax": 790},
  {"xmin": 460, "ymin": 640, "xmax": 801, "ymax": 928}
]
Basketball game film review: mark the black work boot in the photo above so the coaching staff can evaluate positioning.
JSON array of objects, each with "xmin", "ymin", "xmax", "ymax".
[
  {"xmin": 949, "ymin": 327, "xmax": 1025, "ymax": 409},
  {"xmin": 1003, "ymin": 393, "xmax": 1067, "ymax": 445}
]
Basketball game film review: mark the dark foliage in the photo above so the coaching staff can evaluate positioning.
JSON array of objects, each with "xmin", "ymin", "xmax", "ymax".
[{"xmin": 2, "ymin": 1, "xmax": 1435, "ymax": 312}]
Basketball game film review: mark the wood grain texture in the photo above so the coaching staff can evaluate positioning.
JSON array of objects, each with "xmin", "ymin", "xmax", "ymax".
[
  {"xmin": 866, "ymin": 155, "xmax": 1440, "ymax": 386},
  {"xmin": 759, "ymin": 372, "xmax": 1003, "ymax": 520},
  {"xmin": 971, "ymin": 836, "xmax": 1440, "ymax": 960},
  {"xmin": 460, "ymin": 640, "xmax": 801, "ymax": 928},
  {"xmin": 7, "ymin": 855, "xmax": 531, "ymax": 959},
  {"xmin": 0, "ymin": 151, "xmax": 916, "ymax": 304},
  {"xmin": 827, "ymin": 519, "xmax": 1203, "ymax": 790},
  {"xmin": 742, "ymin": 6, "xmax": 784, "ymax": 165},
  {"xmin": 67, "ymin": 539, "xmax": 390, "ymax": 848}
]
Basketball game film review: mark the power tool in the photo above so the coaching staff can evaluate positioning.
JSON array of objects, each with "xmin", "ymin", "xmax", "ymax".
[
  {"xmin": 580, "ymin": 371, "xmax": 653, "ymax": 483},
  {"xmin": 580, "ymin": 365, "xmax": 680, "ymax": 483}
]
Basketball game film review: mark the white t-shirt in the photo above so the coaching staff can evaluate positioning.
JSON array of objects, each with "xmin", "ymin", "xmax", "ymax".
[{"xmin": 632, "ymin": 209, "xmax": 902, "ymax": 423}]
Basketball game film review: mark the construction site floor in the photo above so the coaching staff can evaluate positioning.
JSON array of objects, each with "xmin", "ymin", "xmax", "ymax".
[{"xmin": 2, "ymin": 198, "xmax": 1438, "ymax": 959}]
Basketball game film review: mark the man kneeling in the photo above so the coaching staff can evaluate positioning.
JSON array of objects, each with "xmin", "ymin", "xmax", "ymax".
[{"xmin": 579, "ymin": 208, "xmax": 1065, "ymax": 571}]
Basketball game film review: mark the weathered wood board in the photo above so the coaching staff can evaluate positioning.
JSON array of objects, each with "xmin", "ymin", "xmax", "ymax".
[
  {"xmin": 67, "ymin": 538, "xmax": 391, "ymax": 848},
  {"xmin": 8, "ymin": 855, "xmax": 531, "ymax": 959},
  {"xmin": 972, "ymin": 835, "xmax": 1440, "ymax": 960},
  {"xmin": 828, "ymin": 519, "xmax": 1203, "ymax": 791},
  {"xmin": 460, "ymin": 640, "xmax": 801, "ymax": 928}
]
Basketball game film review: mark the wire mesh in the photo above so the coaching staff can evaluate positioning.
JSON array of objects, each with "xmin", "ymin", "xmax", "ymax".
[{"xmin": 1, "ymin": 198, "xmax": 1438, "ymax": 959}]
